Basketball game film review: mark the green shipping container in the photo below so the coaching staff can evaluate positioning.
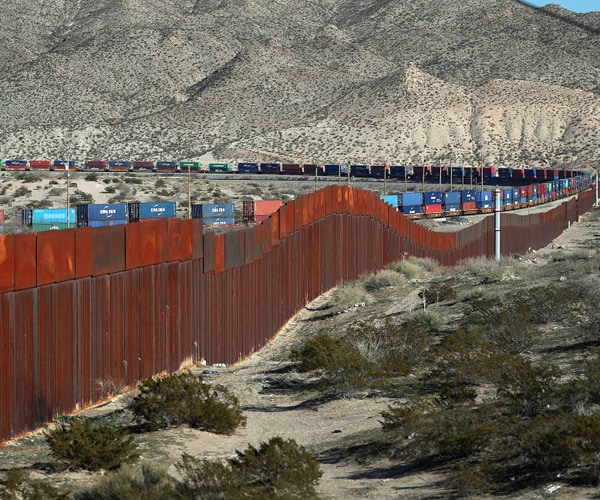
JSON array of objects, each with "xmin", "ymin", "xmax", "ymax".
[
  {"xmin": 32, "ymin": 223, "xmax": 72, "ymax": 232},
  {"xmin": 209, "ymin": 162, "xmax": 232, "ymax": 172},
  {"xmin": 179, "ymin": 161, "xmax": 202, "ymax": 171}
]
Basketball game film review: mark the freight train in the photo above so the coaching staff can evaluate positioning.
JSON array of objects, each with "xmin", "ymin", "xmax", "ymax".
[
  {"xmin": 16, "ymin": 171, "xmax": 594, "ymax": 233},
  {"xmin": 0, "ymin": 158, "xmax": 590, "ymax": 185}
]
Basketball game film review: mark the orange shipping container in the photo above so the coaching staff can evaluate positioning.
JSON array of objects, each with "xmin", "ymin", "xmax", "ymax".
[{"xmin": 243, "ymin": 200, "xmax": 282, "ymax": 222}]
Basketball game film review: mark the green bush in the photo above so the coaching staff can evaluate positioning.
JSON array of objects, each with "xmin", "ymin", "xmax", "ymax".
[
  {"xmin": 84, "ymin": 173, "xmax": 99, "ymax": 181},
  {"xmin": 290, "ymin": 332, "xmax": 385, "ymax": 394},
  {"xmin": 421, "ymin": 282, "xmax": 457, "ymax": 305},
  {"xmin": 45, "ymin": 418, "xmax": 138, "ymax": 471},
  {"xmin": 129, "ymin": 372, "xmax": 246, "ymax": 434},
  {"xmin": 0, "ymin": 469, "xmax": 69, "ymax": 499},
  {"xmin": 74, "ymin": 463, "xmax": 173, "ymax": 499},
  {"xmin": 175, "ymin": 437, "xmax": 322, "ymax": 499}
]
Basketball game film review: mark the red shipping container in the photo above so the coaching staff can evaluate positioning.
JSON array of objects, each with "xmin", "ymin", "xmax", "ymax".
[
  {"xmin": 460, "ymin": 201, "xmax": 477, "ymax": 211},
  {"xmin": 29, "ymin": 160, "xmax": 52, "ymax": 170},
  {"xmin": 242, "ymin": 200, "xmax": 282, "ymax": 222},
  {"xmin": 424, "ymin": 204, "xmax": 443, "ymax": 214}
]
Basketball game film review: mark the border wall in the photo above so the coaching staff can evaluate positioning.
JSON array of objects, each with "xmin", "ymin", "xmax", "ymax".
[{"xmin": 0, "ymin": 185, "xmax": 595, "ymax": 443}]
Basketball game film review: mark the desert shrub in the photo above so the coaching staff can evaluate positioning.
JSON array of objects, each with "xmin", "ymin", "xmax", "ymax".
[
  {"xmin": 385, "ymin": 257, "xmax": 426, "ymax": 279},
  {"xmin": 74, "ymin": 463, "xmax": 173, "ymax": 499},
  {"xmin": 0, "ymin": 469, "xmax": 68, "ymax": 499},
  {"xmin": 124, "ymin": 177, "xmax": 142, "ymax": 184},
  {"xmin": 84, "ymin": 173, "xmax": 98, "ymax": 181},
  {"xmin": 28, "ymin": 198, "xmax": 54, "ymax": 209},
  {"xmin": 289, "ymin": 332, "xmax": 385, "ymax": 394},
  {"xmin": 69, "ymin": 189, "xmax": 94, "ymax": 205},
  {"xmin": 346, "ymin": 319, "xmax": 433, "ymax": 375},
  {"xmin": 45, "ymin": 418, "xmax": 138, "ymax": 471},
  {"xmin": 420, "ymin": 281, "xmax": 457, "ymax": 305},
  {"xmin": 333, "ymin": 281, "xmax": 373, "ymax": 311},
  {"xmin": 129, "ymin": 372, "xmax": 246, "ymax": 434},
  {"xmin": 445, "ymin": 465, "xmax": 497, "ymax": 497},
  {"xmin": 362, "ymin": 269, "xmax": 404, "ymax": 292},
  {"xmin": 14, "ymin": 186, "xmax": 31, "ymax": 197},
  {"xmin": 175, "ymin": 437, "xmax": 322, "ymax": 499},
  {"xmin": 405, "ymin": 310, "xmax": 444, "ymax": 333}
]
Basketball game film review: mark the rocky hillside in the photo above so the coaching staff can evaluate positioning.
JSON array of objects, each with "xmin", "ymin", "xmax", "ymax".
[{"xmin": 0, "ymin": 0, "xmax": 598, "ymax": 167}]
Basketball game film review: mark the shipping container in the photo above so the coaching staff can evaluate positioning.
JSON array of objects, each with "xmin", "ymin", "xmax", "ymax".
[
  {"xmin": 209, "ymin": 162, "xmax": 232, "ymax": 172},
  {"xmin": 444, "ymin": 203, "xmax": 461, "ymax": 213},
  {"xmin": 192, "ymin": 203, "xmax": 235, "ymax": 219},
  {"xmin": 237, "ymin": 162, "xmax": 259, "ymax": 173},
  {"xmin": 22, "ymin": 208, "xmax": 76, "ymax": 225},
  {"xmin": 349, "ymin": 164, "xmax": 370, "ymax": 177},
  {"xmin": 389, "ymin": 165, "xmax": 408, "ymax": 179},
  {"xmin": 460, "ymin": 200, "xmax": 477, "ymax": 211},
  {"xmin": 497, "ymin": 167, "xmax": 512, "ymax": 180},
  {"xmin": 83, "ymin": 219, "xmax": 127, "ymax": 228},
  {"xmin": 302, "ymin": 164, "xmax": 320, "ymax": 175},
  {"xmin": 400, "ymin": 205, "xmax": 421, "ymax": 215},
  {"xmin": 399, "ymin": 192, "xmax": 423, "ymax": 207},
  {"xmin": 412, "ymin": 166, "xmax": 432, "ymax": 180},
  {"xmin": 424, "ymin": 203, "xmax": 443, "ymax": 215},
  {"xmin": 476, "ymin": 190, "xmax": 493, "ymax": 209},
  {"xmin": 259, "ymin": 162, "xmax": 281, "ymax": 174},
  {"xmin": 77, "ymin": 203, "xmax": 128, "ymax": 222},
  {"xmin": 128, "ymin": 202, "xmax": 176, "ymax": 221},
  {"xmin": 242, "ymin": 200, "xmax": 282, "ymax": 222},
  {"xmin": 52, "ymin": 160, "xmax": 76, "ymax": 170},
  {"xmin": 31, "ymin": 223, "xmax": 71, "ymax": 232},
  {"xmin": 29, "ymin": 160, "xmax": 52, "ymax": 170},
  {"xmin": 424, "ymin": 191, "xmax": 443, "ymax": 204},
  {"xmin": 322, "ymin": 164, "xmax": 346, "ymax": 176},
  {"xmin": 108, "ymin": 160, "xmax": 132, "ymax": 172},
  {"xmin": 155, "ymin": 161, "xmax": 178, "ymax": 172},
  {"xmin": 281, "ymin": 163, "xmax": 303, "ymax": 175},
  {"xmin": 443, "ymin": 191, "xmax": 461, "ymax": 204},
  {"xmin": 380, "ymin": 195, "xmax": 398, "ymax": 208},
  {"xmin": 179, "ymin": 161, "xmax": 202, "ymax": 172},
  {"xmin": 524, "ymin": 168, "xmax": 537, "ymax": 181},
  {"xmin": 203, "ymin": 217, "xmax": 236, "ymax": 226},
  {"xmin": 4, "ymin": 159, "xmax": 28, "ymax": 170},
  {"xmin": 132, "ymin": 161, "xmax": 155, "ymax": 172},
  {"xmin": 461, "ymin": 189, "xmax": 476, "ymax": 201},
  {"xmin": 84, "ymin": 160, "xmax": 108, "ymax": 171},
  {"xmin": 483, "ymin": 167, "xmax": 498, "ymax": 179},
  {"xmin": 370, "ymin": 165, "xmax": 389, "ymax": 179}
]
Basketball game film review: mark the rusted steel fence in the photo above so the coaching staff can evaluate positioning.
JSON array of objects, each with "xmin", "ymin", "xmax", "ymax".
[{"xmin": 0, "ymin": 185, "xmax": 595, "ymax": 442}]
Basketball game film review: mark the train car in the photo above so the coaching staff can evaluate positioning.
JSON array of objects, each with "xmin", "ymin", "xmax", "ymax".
[
  {"xmin": 281, "ymin": 163, "xmax": 303, "ymax": 175},
  {"xmin": 4, "ymin": 159, "xmax": 28, "ymax": 171},
  {"xmin": 155, "ymin": 161, "xmax": 178, "ymax": 172},
  {"xmin": 412, "ymin": 166, "xmax": 432, "ymax": 181},
  {"xmin": 349, "ymin": 164, "xmax": 371, "ymax": 177},
  {"xmin": 302, "ymin": 163, "xmax": 320, "ymax": 175},
  {"xmin": 52, "ymin": 160, "xmax": 76, "ymax": 171},
  {"xmin": 209, "ymin": 162, "xmax": 233, "ymax": 172},
  {"xmin": 84, "ymin": 160, "xmax": 109, "ymax": 171},
  {"xmin": 483, "ymin": 167, "xmax": 498, "ymax": 180},
  {"xmin": 108, "ymin": 160, "xmax": 132, "ymax": 172},
  {"xmin": 179, "ymin": 161, "xmax": 202, "ymax": 172},
  {"xmin": 370, "ymin": 165, "xmax": 389, "ymax": 179},
  {"xmin": 29, "ymin": 160, "xmax": 52, "ymax": 170},
  {"xmin": 237, "ymin": 162, "xmax": 259, "ymax": 173},
  {"xmin": 397, "ymin": 192, "xmax": 423, "ymax": 216},
  {"xmin": 259, "ymin": 162, "xmax": 281, "ymax": 174},
  {"xmin": 132, "ymin": 161, "xmax": 155, "ymax": 172},
  {"xmin": 321, "ymin": 164, "xmax": 346, "ymax": 176},
  {"xmin": 389, "ymin": 165, "xmax": 409, "ymax": 179}
]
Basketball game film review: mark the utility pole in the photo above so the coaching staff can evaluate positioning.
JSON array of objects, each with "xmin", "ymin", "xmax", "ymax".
[
  {"xmin": 66, "ymin": 159, "xmax": 70, "ymax": 229},
  {"xmin": 187, "ymin": 163, "xmax": 191, "ymax": 219}
]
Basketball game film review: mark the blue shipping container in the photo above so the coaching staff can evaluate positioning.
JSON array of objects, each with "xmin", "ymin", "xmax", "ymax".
[
  {"xmin": 380, "ymin": 195, "xmax": 398, "ymax": 208},
  {"xmin": 84, "ymin": 219, "xmax": 127, "ymax": 228},
  {"xmin": 399, "ymin": 192, "xmax": 423, "ymax": 207},
  {"xmin": 322, "ymin": 164, "xmax": 346, "ymax": 176},
  {"xmin": 461, "ymin": 189, "xmax": 476, "ymax": 201},
  {"xmin": 443, "ymin": 191, "xmax": 461, "ymax": 204},
  {"xmin": 444, "ymin": 203, "xmax": 461, "ymax": 212},
  {"xmin": 193, "ymin": 203, "xmax": 235, "ymax": 219},
  {"xmin": 29, "ymin": 208, "xmax": 76, "ymax": 224},
  {"xmin": 78, "ymin": 203, "xmax": 128, "ymax": 221},
  {"xmin": 424, "ymin": 191, "xmax": 443, "ymax": 204},
  {"xmin": 237, "ymin": 162, "xmax": 260, "ymax": 173},
  {"xmin": 401, "ymin": 205, "xmax": 422, "ymax": 215},
  {"xmin": 203, "ymin": 217, "xmax": 236, "ymax": 226},
  {"xmin": 128, "ymin": 202, "xmax": 176, "ymax": 220}
]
